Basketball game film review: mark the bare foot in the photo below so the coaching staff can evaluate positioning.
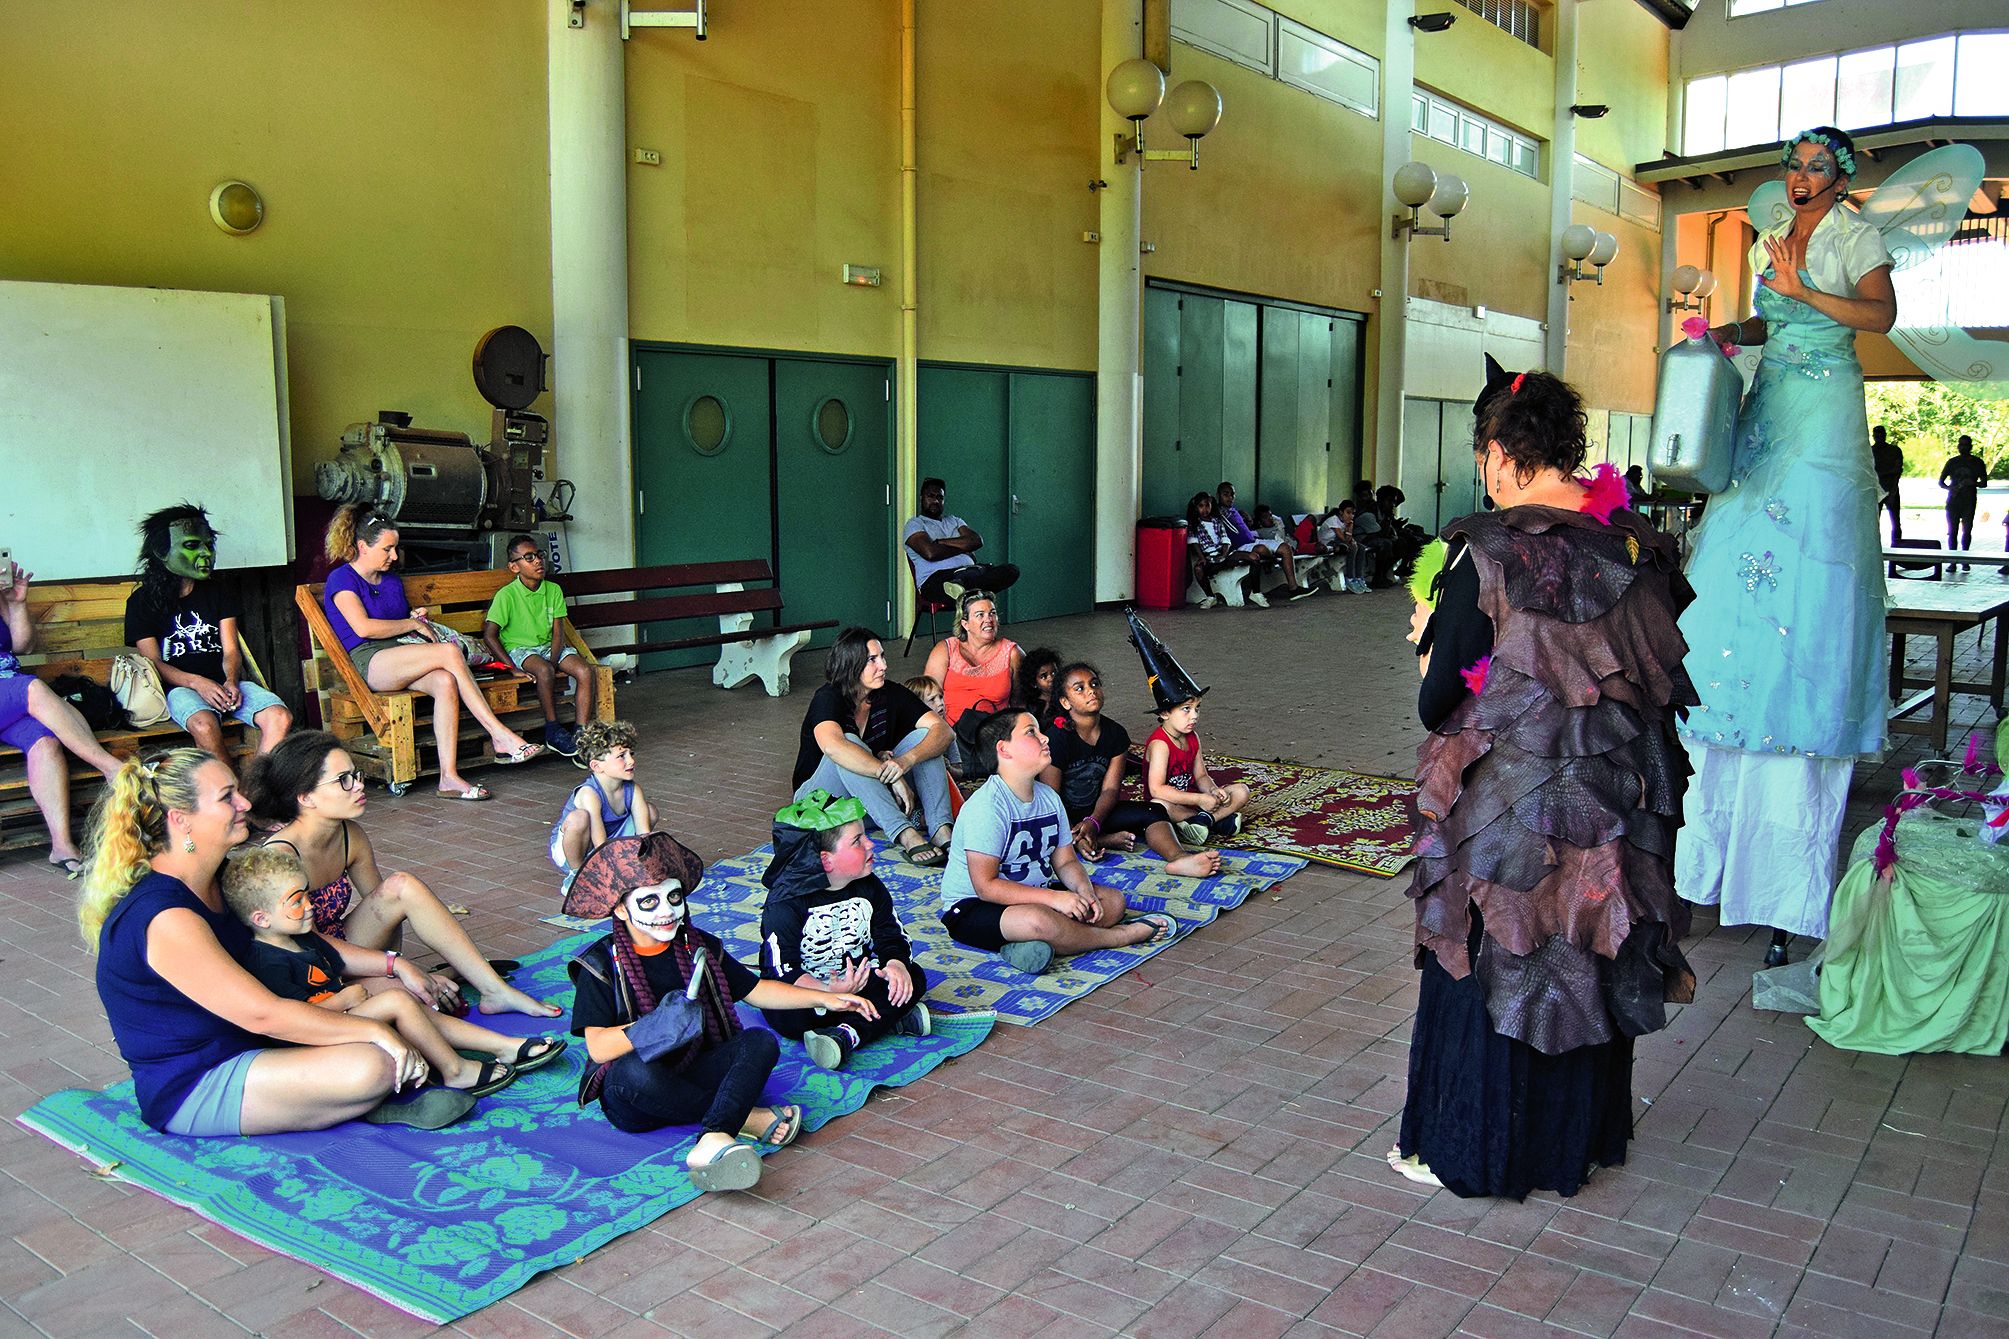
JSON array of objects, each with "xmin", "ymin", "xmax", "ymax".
[
  {"xmin": 1165, "ymin": 851, "xmax": 1222, "ymax": 878},
  {"xmin": 477, "ymin": 984, "xmax": 563, "ymax": 1018},
  {"xmin": 1386, "ymin": 1145, "xmax": 1443, "ymax": 1188}
]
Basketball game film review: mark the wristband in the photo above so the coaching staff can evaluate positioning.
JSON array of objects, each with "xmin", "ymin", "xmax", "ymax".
[
  {"xmin": 385, "ymin": 949, "xmax": 400, "ymax": 978},
  {"xmin": 1082, "ymin": 816, "xmax": 1102, "ymax": 834}
]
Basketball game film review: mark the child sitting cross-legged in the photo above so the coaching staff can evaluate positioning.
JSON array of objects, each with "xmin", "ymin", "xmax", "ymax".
[
  {"xmin": 222, "ymin": 846, "xmax": 567, "ymax": 1126},
  {"xmin": 758, "ymin": 791, "xmax": 932, "ymax": 1070},
  {"xmin": 552, "ymin": 720, "xmax": 657, "ymax": 892},
  {"xmin": 939, "ymin": 708, "xmax": 1177, "ymax": 975},
  {"xmin": 1130, "ymin": 610, "xmax": 1253, "ymax": 849}
]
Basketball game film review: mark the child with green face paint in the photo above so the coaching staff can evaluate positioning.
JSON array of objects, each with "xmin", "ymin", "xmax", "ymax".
[{"xmin": 124, "ymin": 504, "xmax": 292, "ymax": 770}]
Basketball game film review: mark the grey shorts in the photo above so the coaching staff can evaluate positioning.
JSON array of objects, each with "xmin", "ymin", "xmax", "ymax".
[
  {"xmin": 347, "ymin": 638, "xmax": 401, "ymax": 678},
  {"xmin": 164, "ymin": 1049, "xmax": 266, "ymax": 1137},
  {"xmin": 507, "ymin": 644, "xmax": 582, "ymax": 670}
]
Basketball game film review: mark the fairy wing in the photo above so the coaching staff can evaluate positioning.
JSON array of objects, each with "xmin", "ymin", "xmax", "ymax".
[
  {"xmin": 1855, "ymin": 143, "xmax": 1985, "ymax": 276},
  {"xmin": 1858, "ymin": 144, "xmax": 2002, "ymax": 397},
  {"xmin": 1745, "ymin": 180, "xmax": 1791, "ymax": 235}
]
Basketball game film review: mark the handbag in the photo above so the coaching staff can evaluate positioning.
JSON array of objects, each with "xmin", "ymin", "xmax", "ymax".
[
  {"xmin": 110, "ymin": 654, "xmax": 171, "ymax": 727},
  {"xmin": 397, "ymin": 619, "xmax": 487, "ymax": 665}
]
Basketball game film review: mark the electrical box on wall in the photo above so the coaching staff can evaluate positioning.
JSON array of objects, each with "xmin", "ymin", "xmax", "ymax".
[{"xmin": 842, "ymin": 264, "xmax": 882, "ymax": 287}]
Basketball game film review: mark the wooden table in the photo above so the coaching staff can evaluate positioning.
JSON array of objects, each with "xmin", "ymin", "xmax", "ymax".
[
  {"xmin": 1886, "ymin": 581, "xmax": 2009, "ymax": 753},
  {"xmin": 1882, "ymin": 548, "xmax": 2009, "ymax": 574}
]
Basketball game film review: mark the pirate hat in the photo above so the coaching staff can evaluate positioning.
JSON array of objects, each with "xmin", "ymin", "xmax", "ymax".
[
  {"xmin": 1127, "ymin": 607, "xmax": 1208, "ymax": 713},
  {"xmin": 561, "ymin": 831, "xmax": 705, "ymax": 920}
]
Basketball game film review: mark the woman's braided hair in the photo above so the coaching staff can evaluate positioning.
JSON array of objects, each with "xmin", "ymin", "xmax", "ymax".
[{"xmin": 77, "ymin": 748, "xmax": 209, "ymax": 951}]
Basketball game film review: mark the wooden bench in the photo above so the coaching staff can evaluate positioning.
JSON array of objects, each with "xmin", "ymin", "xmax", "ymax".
[
  {"xmin": 1886, "ymin": 581, "xmax": 2009, "ymax": 754},
  {"xmin": 2, "ymin": 577, "xmax": 260, "ymax": 852},
  {"xmin": 559, "ymin": 560, "xmax": 834, "ymax": 696},
  {"xmin": 296, "ymin": 569, "xmax": 616, "ymax": 793}
]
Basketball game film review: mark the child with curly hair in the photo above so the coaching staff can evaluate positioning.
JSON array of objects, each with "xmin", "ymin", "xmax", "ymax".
[{"xmin": 552, "ymin": 720, "xmax": 657, "ymax": 891}]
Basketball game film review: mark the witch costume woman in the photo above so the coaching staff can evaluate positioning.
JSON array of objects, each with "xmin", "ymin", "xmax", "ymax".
[{"xmin": 1395, "ymin": 363, "xmax": 1698, "ymax": 1200}]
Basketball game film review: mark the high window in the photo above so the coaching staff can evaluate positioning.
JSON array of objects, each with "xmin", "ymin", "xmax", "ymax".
[
  {"xmin": 1412, "ymin": 89, "xmax": 1542, "ymax": 181},
  {"xmin": 1448, "ymin": 0, "xmax": 1542, "ymax": 50},
  {"xmin": 1172, "ymin": 0, "xmax": 1379, "ymax": 120}
]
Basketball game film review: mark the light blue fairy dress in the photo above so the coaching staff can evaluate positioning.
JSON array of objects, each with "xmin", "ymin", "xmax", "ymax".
[{"xmin": 1674, "ymin": 202, "xmax": 1893, "ymax": 940}]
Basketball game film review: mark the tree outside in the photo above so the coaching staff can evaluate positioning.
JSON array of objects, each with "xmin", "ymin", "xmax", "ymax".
[{"xmin": 1865, "ymin": 381, "xmax": 2009, "ymax": 478}]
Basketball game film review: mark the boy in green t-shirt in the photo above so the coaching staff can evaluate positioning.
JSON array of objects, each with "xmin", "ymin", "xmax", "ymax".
[{"xmin": 481, "ymin": 535, "xmax": 596, "ymax": 757}]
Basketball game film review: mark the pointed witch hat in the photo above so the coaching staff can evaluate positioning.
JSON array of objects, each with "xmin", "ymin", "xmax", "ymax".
[{"xmin": 1127, "ymin": 607, "xmax": 1208, "ymax": 712}]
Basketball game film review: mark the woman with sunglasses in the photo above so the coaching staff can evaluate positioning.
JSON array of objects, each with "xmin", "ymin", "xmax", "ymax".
[
  {"xmin": 321, "ymin": 504, "xmax": 542, "ymax": 801},
  {"xmin": 1039, "ymin": 662, "xmax": 1221, "ymax": 878},
  {"xmin": 243, "ymin": 731, "xmax": 560, "ymax": 1017}
]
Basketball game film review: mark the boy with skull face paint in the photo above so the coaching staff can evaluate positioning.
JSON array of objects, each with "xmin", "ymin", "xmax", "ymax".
[
  {"xmin": 565, "ymin": 833, "xmax": 878, "ymax": 1192},
  {"xmin": 759, "ymin": 791, "xmax": 931, "ymax": 1071},
  {"xmin": 124, "ymin": 504, "xmax": 292, "ymax": 768}
]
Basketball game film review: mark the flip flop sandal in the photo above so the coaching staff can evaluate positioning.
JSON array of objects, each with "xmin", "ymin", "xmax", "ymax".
[
  {"xmin": 1131, "ymin": 912, "xmax": 1178, "ymax": 944},
  {"xmin": 362, "ymin": 1086, "xmax": 476, "ymax": 1129},
  {"xmin": 687, "ymin": 1141, "xmax": 762, "ymax": 1193},
  {"xmin": 464, "ymin": 1059, "xmax": 519, "ymax": 1099},
  {"xmin": 49, "ymin": 857, "xmax": 83, "ymax": 880},
  {"xmin": 900, "ymin": 841, "xmax": 947, "ymax": 868},
  {"xmin": 438, "ymin": 784, "xmax": 493, "ymax": 802},
  {"xmin": 495, "ymin": 743, "xmax": 545, "ymax": 765},
  {"xmin": 746, "ymin": 1103, "xmax": 802, "ymax": 1148},
  {"xmin": 509, "ymin": 1036, "xmax": 568, "ymax": 1073}
]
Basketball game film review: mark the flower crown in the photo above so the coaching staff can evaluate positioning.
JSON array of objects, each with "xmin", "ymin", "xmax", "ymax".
[{"xmin": 1782, "ymin": 130, "xmax": 1855, "ymax": 178}]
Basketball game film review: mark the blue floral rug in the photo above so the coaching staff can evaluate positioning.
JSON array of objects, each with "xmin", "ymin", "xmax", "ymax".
[
  {"xmin": 18, "ymin": 934, "xmax": 993, "ymax": 1325},
  {"xmin": 543, "ymin": 842, "xmax": 1308, "ymax": 1025}
]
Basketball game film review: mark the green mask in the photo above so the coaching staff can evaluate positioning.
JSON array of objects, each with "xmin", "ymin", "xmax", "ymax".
[{"xmin": 164, "ymin": 522, "xmax": 216, "ymax": 581}]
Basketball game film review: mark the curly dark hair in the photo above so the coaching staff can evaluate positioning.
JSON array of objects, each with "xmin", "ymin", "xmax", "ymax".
[
  {"xmin": 1184, "ymin": 492, "xmax": 1216, "ymax": 529},
  {"xmin": 134, "ymin": 503, "xmax": 218, "ymax": 603},
  {"xmin": 1473, "ymin": 370, "xmax": 1589, "ymax": 480},
  {"xmin": 1015, "ymin": 646, "xmax": 1061, "ymax": 716}
]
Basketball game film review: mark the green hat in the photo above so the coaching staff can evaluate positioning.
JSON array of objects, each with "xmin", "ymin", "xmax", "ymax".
[{"xmin": 775, "ymin": 789, "xmax": 867, "ymax": 831}]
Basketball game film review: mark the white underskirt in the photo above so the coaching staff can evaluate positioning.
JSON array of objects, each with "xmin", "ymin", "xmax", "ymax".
[{"xmin": 1674, "ymin": 741, "xmax": 1855, "ymax": 941}]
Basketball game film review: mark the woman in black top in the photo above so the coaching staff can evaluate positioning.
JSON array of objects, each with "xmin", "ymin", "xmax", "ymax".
[{"xmin": 791, "ymin": 627, "xmax": 955, "ymax": 865}]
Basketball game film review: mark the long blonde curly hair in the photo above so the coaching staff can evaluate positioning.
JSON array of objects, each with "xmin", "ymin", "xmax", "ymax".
[
  {"xmin": 77, "ymin": 748, "xmax": 210, "ymax": 952},
  {"xmin": 324, "ymin": 503, "xmax": 396, "ymax": 564}
]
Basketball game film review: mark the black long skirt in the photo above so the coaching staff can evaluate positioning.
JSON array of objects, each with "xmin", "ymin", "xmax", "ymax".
[{"xmin": 1396, "ymin": 938, "xmax": 1635, "ymax": 1200}]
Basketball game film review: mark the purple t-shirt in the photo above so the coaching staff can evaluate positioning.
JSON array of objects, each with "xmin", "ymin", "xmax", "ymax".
[{"xmin": 322, "ymin": 564, "xmax": 410, "ymax": 651}]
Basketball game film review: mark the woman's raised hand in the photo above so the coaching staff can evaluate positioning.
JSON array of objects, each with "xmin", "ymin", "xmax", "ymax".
[
  {"xmin": 1760, "ymin": 233, "xmax": 1809, "ymax": 299},
  {"xmin": 1, "ymin": 561, "xmax": 29, "ymax": 606}
]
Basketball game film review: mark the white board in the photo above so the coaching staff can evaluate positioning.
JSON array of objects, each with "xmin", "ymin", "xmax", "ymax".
[{"xmin": 0, "ymin": 281, "xmax": 293, "ymax": 581}]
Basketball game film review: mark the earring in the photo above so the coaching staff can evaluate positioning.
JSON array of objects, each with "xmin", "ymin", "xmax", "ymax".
[{"xmin": 182, "ymin": 837, "xmax": 197, "ymax": 854}]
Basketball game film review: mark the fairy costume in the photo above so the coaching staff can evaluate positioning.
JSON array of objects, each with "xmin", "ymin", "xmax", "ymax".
[
  {"xmin": 1673, "ymin": 148, "xmax": 1893, "ymax": 943},
  {"xmin": 1400, "ymin": 393, "xmax": 1698, "ymax": 1198}
]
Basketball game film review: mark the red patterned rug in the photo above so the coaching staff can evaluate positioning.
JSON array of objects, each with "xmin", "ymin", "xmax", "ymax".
[{"xmin": 1125, "ymin": 748, "xmax": 1417, "ymax": 877}]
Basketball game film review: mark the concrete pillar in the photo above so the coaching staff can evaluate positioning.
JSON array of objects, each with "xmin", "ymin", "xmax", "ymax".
[
  {"xmin": 1544, "ymin": 0, "xmax": 1579, "ymax": 372},
  {"xmin": 1373, "ymin": 1, "xmax": 1416, "ymax": 486},
  {"xmin": 547, "ymin": 0, "xmax": 634, "ymax": 571},
  {"xmin": 1095, "ymin": 0, "xmax": 1146, "ymax": 603}
]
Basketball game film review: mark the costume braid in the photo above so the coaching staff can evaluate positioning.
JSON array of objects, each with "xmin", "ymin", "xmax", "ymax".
[{"xmin": 608, "ymin": 919, "xmax": 659, "ymax": 1016}]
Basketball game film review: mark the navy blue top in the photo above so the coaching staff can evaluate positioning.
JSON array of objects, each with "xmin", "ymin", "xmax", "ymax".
[{"xmin": 97, "ymin": 871, "xmax": 267, "ymax": 1130}]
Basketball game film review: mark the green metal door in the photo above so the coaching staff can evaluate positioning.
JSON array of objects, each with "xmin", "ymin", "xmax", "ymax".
[
  {"xmin": 1328, "ymin": 317, "xmax": 1364, "ymax": 504},
  {"xmin": 1257, "ymin": 306, "xmax": 1300, "ymax": 512},
  {"xmin": 1220, "ymin": 301, "xmax": 1258, "ymax": 497},
  {"xmin": 1295, "ymin": 311, "xmax": 1331, "ymax": 516},
  {"xmin": 632, "ymin": 347, "xmax": 773, "ymax": 669},
  {"xmin": 775, "ymin": 358, "xmax": 893, "ymax": 649},
  {"xmin": 1177, "ymin": 294, "xmax": 1228, "ymax": 516},
  {"xmin": 917, "ymin": 364, "xmax": 1010, "ymax": 610},
  {"xmin": 1004, "ymin": 372, "xmax": 1095, "ymax": 624},
  {"xmin": 1141, "ymin": 287, "xmax": 1184, "ymax": 520}
]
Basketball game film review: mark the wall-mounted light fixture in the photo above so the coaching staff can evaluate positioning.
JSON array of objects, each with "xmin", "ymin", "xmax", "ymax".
[
  {"xmin": 1409, "ymin": 13, "xmax": 1457, "ymax": 32},
  {"xmin": 1558, "ymin": 224, "xmax": 1619, "ymax": 285},
  {"xmin": 1108, "ymin": 58, "xmax": 1223, "ymax": 170},
  {"xmin": 208, "ymin": 181, "xmax": 264, "ymax": 235},
  {"xmin": 1568, "ymin": 103, "xmax": 1611, "ymax": 119},
  {"xmin": 1666, "ymin": 265, "xmax": 1717, "ymax": 312},
  {"xmin": 1391, "ymin": 162, "xmax": 1469, "ymax": 242}
]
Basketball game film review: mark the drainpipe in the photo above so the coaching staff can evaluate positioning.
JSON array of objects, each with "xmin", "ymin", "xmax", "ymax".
[
  {"xmin": 1373, "ymin": 1, "xmax": 1416, "ymax": 486},
  {"xmin": 897, "ymin": 0, "xmax": 920, "ymax": 631},
  {"xmin": 547, "ymin": 0, "xmax": 633, "ymax": 572},
  {"xmin": 1544, "ymin": 0, "xmax": 1579, "ymax": 373},
  {"xmin": 1095, "ymin": 0, "xmax": 1146, "ymax": 601}
]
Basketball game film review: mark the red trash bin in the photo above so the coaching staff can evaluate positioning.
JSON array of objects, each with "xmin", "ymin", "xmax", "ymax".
[{"xmin": 1134, "ymin": 518, "xmax": 1188, "ymax": 611}]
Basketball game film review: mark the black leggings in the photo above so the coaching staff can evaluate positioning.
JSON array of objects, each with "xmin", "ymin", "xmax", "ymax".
[
  {"xmin": 1948, "ymin": 501, "xmax": 1976, "ymax": 551},
  {"xmin": 761, "ymin": 959, "xmax": 926, "ymax": 1044},
  {"xmin": 598, "ymin": 1029, "xmax": 780, "ymax": 1136}
]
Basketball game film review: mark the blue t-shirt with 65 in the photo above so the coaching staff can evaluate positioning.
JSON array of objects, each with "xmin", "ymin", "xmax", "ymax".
[{"xmin": 939, "ymin": 777, "xmax": 1069, "ymax": 912}]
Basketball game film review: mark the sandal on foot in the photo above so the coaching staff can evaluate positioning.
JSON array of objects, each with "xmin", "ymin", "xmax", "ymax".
[
  {"xmin": 495, "ymin": 742, "xmax": 545, "ymax": 765},
  {"xmin": 49, "ymin": 857, "xmax": 83, "ymax": 879},
  {"xmin": 899, "ymin": 841, "xmax": 947, "ymax": 868},
  {"xmin": 363, "ymin": 1086, "xmax": 476, "ymax": 1129},
  {"xmin": 438, "ymin": 784, "xmax": 492, "ymax": 802},
  {"xmin": 1385, "ymin": 1146, "xmax": 1443, "ymax": 1188},
  {"xmin": 1130, "ymin": 912, "xmax": 1178, "ymax": 944},
  {"xmin": 509, "ymin": 1036, "xmax": 568, "ymax": 1073},
  {"xmin": 745, "ymin": 1103, "xmax": 803, "ymax": 1148},
  {"xmin": 463, "ymin": 1060, "xmax": 519, "ymax": 1099},
  {"xmin": 687, "ymin": 1141, "xmax": 762, "ymax": 1193}
]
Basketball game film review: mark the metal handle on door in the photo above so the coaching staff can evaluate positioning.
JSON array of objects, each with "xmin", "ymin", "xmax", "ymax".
[{"xmin": 1012, "ymin": 494, "xmax": 1021, "ymax": 514}]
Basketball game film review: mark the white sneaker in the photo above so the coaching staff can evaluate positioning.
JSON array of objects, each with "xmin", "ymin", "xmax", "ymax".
[
  {"xmin": 1247, "ymin": 590, "xmax": 1270, "ymax": 608},
  {"xmin": 1350, "ymin": 579, "xmax": 1370, "ymax": 594},
  {"xmin": 1197, "ymin": 594, "xmax": 1221, "ymax": 609},
  {"xmin": 1174, "ymin": 820, "xmax": 1211, "ymax": 849}
]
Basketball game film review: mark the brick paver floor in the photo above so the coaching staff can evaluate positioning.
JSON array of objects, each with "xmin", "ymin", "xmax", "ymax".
[{"xmin": 2, "ymin": 585, "xmax": 2004, "ymax": 1337}]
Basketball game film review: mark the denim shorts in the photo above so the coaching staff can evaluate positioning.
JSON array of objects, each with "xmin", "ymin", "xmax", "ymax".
[
  {"xmin": 507, "ymin": 644, "xmax": 581, "ymax": 669},
  {"xmin": 166, "ymin": 681, "xmax": 287, "ymax": 730},
  {"xmin": 163, "ymin": 1048, "xmax": 265, "ymax": 1137}
]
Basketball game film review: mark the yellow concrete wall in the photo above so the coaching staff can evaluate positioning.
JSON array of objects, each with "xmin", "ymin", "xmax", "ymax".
[
  {"xmin": 1564, "ymin": 206, "xmax": 1661, "ymax": 413},
  {"xmin": 916, "ymin": 1, "xmax": 1101, "ymax": 371},
  {"xmin": 1405, "ymin": 133, "xmax": 1554, "ymax": 322},
  {"xmin": 1415, "ymin": 13, "xmax": 1554, "ymax": 142},
  {"xmin": 1, "ymin": 2, "xmax": 553, "ymax": 481},
  {"xmin": 1140, "ymin": 45, "xmax": 1384, "ymax": 316},
  {"xmin": 1573, "ymin": 0, "xmax": 1670, "ymax": 173},
  {"xmin": 625, "ymin": 0, "xmax": 899, "ymax": 359}
]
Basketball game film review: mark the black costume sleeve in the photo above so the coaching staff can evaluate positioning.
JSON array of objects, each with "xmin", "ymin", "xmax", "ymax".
[
  {"xmin": 863, "ymin": 876, "xmax": 914, "ymax": 965},
  {"xmin": 1418, "ymin": 546, "xmax": 1494, "ymax": 732},
  {"xmin": 719, "ymin": 947, "xmax": 762, "ymax": 1002},
  {"xmin": 567, "ymin": 955, "xmax": 619, "ymax": 1036},
  {"xmin": 760, "ymin": 898, "xmax": 810, "ymax": 981}
]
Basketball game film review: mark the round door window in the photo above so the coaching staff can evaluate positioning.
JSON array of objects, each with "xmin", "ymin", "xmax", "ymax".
[
  {"xmin": 684, "ymin": 394, "xmax": 730, "ymax": 456},
  {"xmin": 812, "ymin": 397, "xmax": 853, "ymax": 455}
]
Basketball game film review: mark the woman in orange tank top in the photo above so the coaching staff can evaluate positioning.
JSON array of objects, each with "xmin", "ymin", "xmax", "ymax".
[{"xmin": 923, "ymin": 589, "xmax": 1023, "ymax": 725}]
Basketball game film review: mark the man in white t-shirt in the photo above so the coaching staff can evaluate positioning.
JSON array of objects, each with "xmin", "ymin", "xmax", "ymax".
[
  {"xmin": 938, "ymin": 709, "xmax": 1176, "ymax": 975},
  {"xmin": 902, "ymin": 478, "xmax": 1021, "ymax": 603}
]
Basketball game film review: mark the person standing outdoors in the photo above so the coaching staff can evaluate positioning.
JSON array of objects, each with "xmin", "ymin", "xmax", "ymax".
[{"xmin": 1939, "ymin": 434, "xmax": 1987, "ymax": 567}]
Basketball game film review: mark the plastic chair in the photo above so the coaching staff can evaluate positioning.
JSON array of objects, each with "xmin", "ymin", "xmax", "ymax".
[{"xmin": 904, "ymin": 564, "xmax": 954, "ymax": 654}]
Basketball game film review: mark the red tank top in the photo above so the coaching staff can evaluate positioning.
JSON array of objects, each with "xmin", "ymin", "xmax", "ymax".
[
  {"xmin": 942, "ymin": 637, "xmax": 1019, "ymax": 723},
  {"xmin": 1148, "ymin": 726, "xmax": 1199, "ymax": 791}
]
